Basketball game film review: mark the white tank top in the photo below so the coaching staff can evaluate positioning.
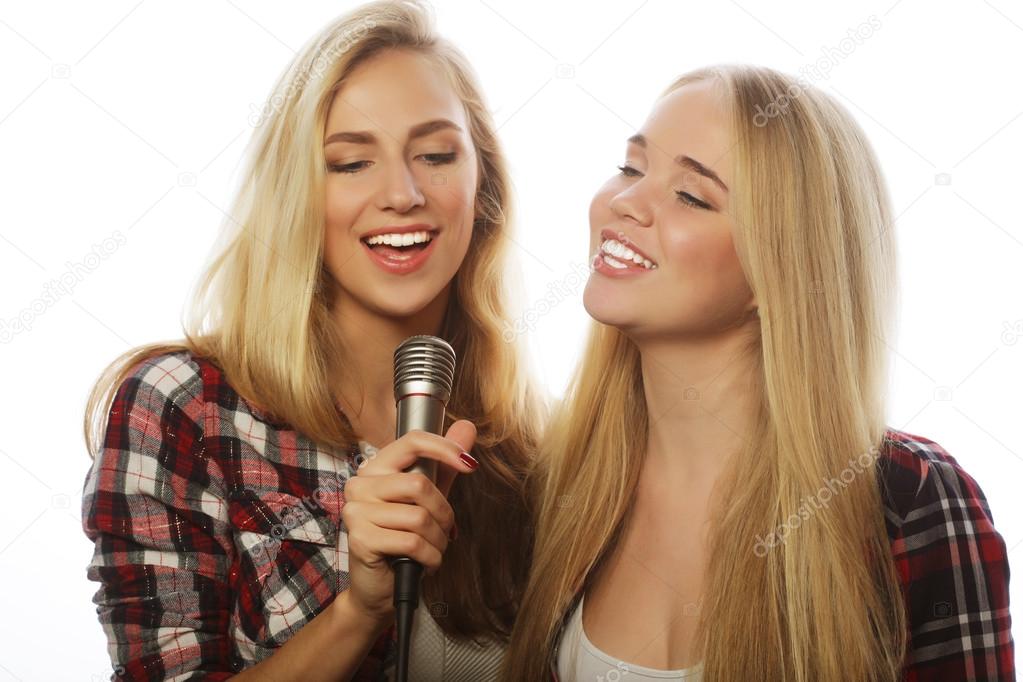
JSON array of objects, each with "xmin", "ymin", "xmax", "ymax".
[
  {"xmin": 402, "ymin": 594, "xmax": 504, "ymax": 681},
  {"xmin": 355, "ymin": 442, "xmax": 506, "ymax": 681},
  {"xmin": 555, "ymin": 594, "xmax": 704, "ymax": 681}
]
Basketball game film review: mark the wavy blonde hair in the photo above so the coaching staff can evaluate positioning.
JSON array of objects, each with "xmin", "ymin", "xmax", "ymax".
[
  {"xmin": 501, "ymin": 64, "xmax": 907, "ymax": 681},
  {"xmin": 83, "ymin": 0, "xmax": 545, "ymax": 641}
]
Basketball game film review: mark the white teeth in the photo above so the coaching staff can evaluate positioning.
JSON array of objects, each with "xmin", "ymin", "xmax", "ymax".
[
  {"xmin": 602, "ymin": 254, "xmax": 627, "ymax": 269},
  {"xmin": 365, "ymin": 231, "xmax": 433, "ymax": 246},
  {"xmin": 600, "ymin": 239, "xmax": 657, "ymax": 269}
]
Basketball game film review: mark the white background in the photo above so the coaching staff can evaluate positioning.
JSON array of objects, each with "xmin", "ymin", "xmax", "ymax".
[{"xmin": 1, "ymin": 1, "xmax": 1021, "ymax": 678}]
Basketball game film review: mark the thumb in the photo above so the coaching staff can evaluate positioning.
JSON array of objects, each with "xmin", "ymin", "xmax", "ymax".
[{"xmin": 436, "ymin": 419, "xmax": 477, "ymax": 498}]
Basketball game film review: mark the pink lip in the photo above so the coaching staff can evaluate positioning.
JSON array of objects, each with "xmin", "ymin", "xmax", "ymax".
[
  {"xmin": 362, "ymin": 233, "xmax": 438, "ymax": 275},
  {"xmin": 593, "ymin": 229, "xmax": 657, "ymax": 278}
]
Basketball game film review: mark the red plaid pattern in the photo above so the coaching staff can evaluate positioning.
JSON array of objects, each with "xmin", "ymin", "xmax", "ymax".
[
  {"xmin": 82, "ymin": 351, "xmax": 398, "ymax": 680},
  {"xmin": 548, "ymin": 429, "xmax": 1015, "ymax": 680},
  {"xmin": 884, "ymin": 429, "xmax": 1015, "ymax": 680},
  {"xmin": 82, "ymin": 350, "xmax": 1014, "ymax": 680}
]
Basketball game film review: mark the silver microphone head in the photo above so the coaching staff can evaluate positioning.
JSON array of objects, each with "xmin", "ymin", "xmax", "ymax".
[{"xmin": 393, "ymin": 335, "xmax": 456, "ymax": 403}]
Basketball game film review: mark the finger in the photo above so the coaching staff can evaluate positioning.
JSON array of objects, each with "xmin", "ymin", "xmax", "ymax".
[
  {"xmin": 444, "ymin": 419, "xmax": 477, "ymax": 454},
  {"xmin": 359, "ymin": 500, "xmax": 449, "ymax": 555},
  {"xmin": 344, "ymin": 473, "xmax": 455, "ymax": 537},
  {"xmin": 436, "ymin": 420, "xmax": 478, "ymax": 498},
  {"xmin": 348, "ymin": 522, "xmax": 444, "ymax": 572},
  {"xmin": 358, "ymin": 425, "xmax": 478, "ymax": 479}
]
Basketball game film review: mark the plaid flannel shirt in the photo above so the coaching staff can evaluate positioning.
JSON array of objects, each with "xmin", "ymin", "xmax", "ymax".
[
  {"xmin": 882, "ymin": 428, "xmax": 1015, "ymax": 680},
  {"xmin": 548, "ymin": 428, "xmax": 1015, "ymax": 681},
  {"xmin": 82, "ymin": 350, "xmax": 400, "ymax": 680},
  {"xmin": 83, "ymin": 351, "xmax": 1014, "ymax": 681}
]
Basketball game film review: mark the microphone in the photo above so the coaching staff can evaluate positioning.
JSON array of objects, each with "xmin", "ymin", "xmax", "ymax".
[{"xmin": 390, "ymin": 334, "xmax": 456, "ymax": 682}]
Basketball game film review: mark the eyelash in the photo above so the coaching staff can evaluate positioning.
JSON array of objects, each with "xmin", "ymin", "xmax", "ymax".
[
  {"xmin": 616, "ymin": 164, "xmax": 712, "ymax": 210},
  {"xmin": 328, "ymin": 152, "xmax": 458, "ymax": 174}
]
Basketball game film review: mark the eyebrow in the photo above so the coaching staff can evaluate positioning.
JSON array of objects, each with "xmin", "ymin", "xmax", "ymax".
[
  {"xmin": 627, "ymin": 133, "xmax": 729, "ymax": 193},
  {"xmin": 324, "ymin": 118, "xmax": 463, "ymax": 146}
]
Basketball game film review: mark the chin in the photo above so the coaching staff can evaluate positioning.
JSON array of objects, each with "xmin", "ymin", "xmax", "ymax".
[
  {"xmin": 368, "ymin": 297, "xmax": 437, "ymax": 320},
  {"xmin": 582, "ymin": 288, "xmax": 636, "ymax": 329}
]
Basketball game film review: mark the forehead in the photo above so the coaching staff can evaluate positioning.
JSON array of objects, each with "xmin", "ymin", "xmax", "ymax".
[
  {"xmin": 637, "ymin": 80, "xmax": 733, "ymax": 184},
  {"xmin": 326, "ymin": 49, "xmax": 468, "ymax": 133}
]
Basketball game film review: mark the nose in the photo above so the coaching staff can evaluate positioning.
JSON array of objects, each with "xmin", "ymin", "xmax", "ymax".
[
  {"xmin": 376, "ymin": 159, "xmax": 426, "ymax": 213},
  {"xmin": 608, "ymin": 179, "xmax": 654, "ymax": 227}
]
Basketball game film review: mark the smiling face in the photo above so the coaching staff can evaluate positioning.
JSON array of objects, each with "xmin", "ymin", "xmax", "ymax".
[
  {"xmin": 584, "ymin": 79, "xmax": 757, "ymax": 339},
  {"xmin": 322, "ymin": 48, "xmax": 479, "ymax": 320}
]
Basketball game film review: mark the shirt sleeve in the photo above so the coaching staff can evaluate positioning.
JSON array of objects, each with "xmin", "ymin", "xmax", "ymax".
[
  {"xmin": 892, "ymin": 450, "xmax": 1015, "ymax": 681},
  {"xmin": 82, "ymin": 354, "xmax": 236, "ymax": 680}
]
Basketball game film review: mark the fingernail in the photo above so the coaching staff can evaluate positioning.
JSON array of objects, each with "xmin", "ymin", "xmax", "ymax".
[
  {"xmin": 458, "ymin": 451, "xmax": 478, "ymax": 470},
  {"xmin": 449, "ymin": 522, "xmax": 459, "ymax": 541}
]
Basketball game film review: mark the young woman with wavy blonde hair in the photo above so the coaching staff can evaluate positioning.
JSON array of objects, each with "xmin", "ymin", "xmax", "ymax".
[
  {"xmin": 501, "ymin": 64, "xmax": 1013, "ymax": 681},
  {"xmin": 81, "ymin": 2, "xmax": 544, "ymax": 679}
]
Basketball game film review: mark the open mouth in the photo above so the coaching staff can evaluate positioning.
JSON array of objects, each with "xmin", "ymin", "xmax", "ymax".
[
  {"xmin": 600, "ymin": 237, "xmax": 657, "ymax": 269},
  {"xmin": 361, "ymin": 229, "xmax": 437, "ymax": 259}
]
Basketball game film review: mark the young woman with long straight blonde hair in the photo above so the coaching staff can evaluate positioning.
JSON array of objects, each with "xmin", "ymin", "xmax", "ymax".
[
  {"xmin": 501, "ymin": 64, "xmax": 1013, "ymax": 681},
  {"xmin": 81, "ymin": 1, "xmax": 544, "ymax": 679}
]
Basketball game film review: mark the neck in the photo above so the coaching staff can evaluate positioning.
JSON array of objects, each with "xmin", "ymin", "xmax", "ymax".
[
  {"xmin": 331, "ymin": 284, "xmax": 452, "ymax": 441},
  {"xmin": 634, "ymin": 325, "xmax": 758, "ymax": 491}
]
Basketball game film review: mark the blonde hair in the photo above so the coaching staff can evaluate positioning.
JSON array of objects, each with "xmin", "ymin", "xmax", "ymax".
[
  {"xmin": 501, "ymin": 64, "xmax": 907, "ymax": 681},
  {"xmin": 83, "ymin": 0, "xmax": 545, "ymax": 641}
]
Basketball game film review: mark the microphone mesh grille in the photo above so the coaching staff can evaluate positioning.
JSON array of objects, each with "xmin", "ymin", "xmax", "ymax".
[{"xmin": 393, "ymin": 335, "xmax": 456, "ymax": 398}]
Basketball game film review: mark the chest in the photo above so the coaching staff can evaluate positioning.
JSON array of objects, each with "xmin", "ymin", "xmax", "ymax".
[{"xmin": 580, "ymin": 492, "xmax": 711, "ymax": 670}]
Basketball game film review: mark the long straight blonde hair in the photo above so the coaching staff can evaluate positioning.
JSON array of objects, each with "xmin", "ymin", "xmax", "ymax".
[
  {"xmin": 83, "ymin": 0, "xmax": 545, "ymax": 641},
  {"xmin": 501, "ymin": 64, "xmax": 907, "ymax": 681}
]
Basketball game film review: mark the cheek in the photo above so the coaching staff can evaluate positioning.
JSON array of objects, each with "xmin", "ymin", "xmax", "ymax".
[
  {"xmin": 666, "ymin": 229, "xmax": 750, "ymax": 306},
  {"xmin": 428, "ymin": 171, "xmax": 476, "ymax": 241},
  {"xmin": 322, "ymin": 188, "xmax": 364, "ymax": 271},
  {"xmin": 322, "ymin": 222, "xmax": 349, "ymax": 276},
  {"xmin": 710, "ymin": 232, "xmax": 748, "ymax": 288},
  {"xmin": 434, "ymin": 182, "xmax": 474, "ymax": 218},
  {"xmin": 663, "ymin": 224, "xmax": 736, "ymax": 267},
  {"xmin": 661, "ymin": 227, "xmax": 703, "ymax": 270},
  {"xmin": 324, "ymin": 187, "xmax": 358, "ymax": 234}
]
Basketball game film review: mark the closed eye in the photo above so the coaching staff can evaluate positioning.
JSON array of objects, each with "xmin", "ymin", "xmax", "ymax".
[
  {"xmin": 421, "ymin": 152, "xmax": 457, "ymax": 165},
  {"xmin": 617, "ymin": 164, "xmax": 713, "ymax": 210},
  {"xmin": 327, "ymin": 152, "xmax": 458, "ymax": 174},
  {"xmin": 328, "ymin": 161, "xmax": 370, "ymax": 174},
  {"xmin": 676, "ymin": 191, "xmax": 712, "ymax": 210}
]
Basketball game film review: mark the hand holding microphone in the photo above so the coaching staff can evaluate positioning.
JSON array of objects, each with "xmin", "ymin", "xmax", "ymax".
[
  {"xmin": 339, "ymin": 334, "xmax": 477, "ymax": 673},
  {"xmin": 340, "ymin": 419, "xmax": 478, "ymax": 622}
]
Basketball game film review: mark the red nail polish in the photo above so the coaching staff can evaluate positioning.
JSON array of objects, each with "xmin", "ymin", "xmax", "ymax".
[
  {"xmin": 449, "ymin": 523, "xmax": 459, "ymax": 541},
  {"xmin": 459, "ymin": 451, "xmax": 478, "ymax": 470}
]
